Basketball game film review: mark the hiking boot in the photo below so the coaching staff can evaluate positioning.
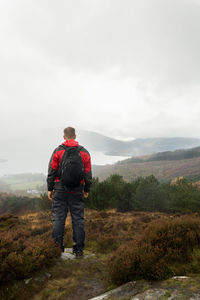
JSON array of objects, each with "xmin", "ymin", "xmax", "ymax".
[{"xmin": 75, "ymin": 251, "xmax": 84, "ymax": 259}]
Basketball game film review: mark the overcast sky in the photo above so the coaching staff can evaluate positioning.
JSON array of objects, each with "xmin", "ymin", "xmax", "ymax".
[{"xmin": 1, "ymin": 0, "xmax": 200, "ymax": 146}]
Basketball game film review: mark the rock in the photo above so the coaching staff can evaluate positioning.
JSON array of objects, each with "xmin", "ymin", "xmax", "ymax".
[
  {"xmin": 24, "ymin": 278, "xmax": 32, "ymax": 284},
  {"xmin": 33, "ymin": 274, "xmax": 47, "ymax": 282},
  {"xmin": 89, "ymin": 276, "xmax": 200, "ymax": 300},
  {"xmin": 172, "ymin": 276, "xmax": 189, "ymax": 279},
  {"xmin": 60, "ymin": 248, "xmax": 75, "ymax": 260},
  {"xmin": 61, "ymin": 252, "xmax": 75, "ymax": 260},
  {"xmin": 24, "ymin": 272, "xmax": 51, "ymax": 285},
  {"xmin": 88, "ymin": 280, "xmax": 151, "ymax": 300},
  {"xmin": 60, "ymin": 248, "xmax": 95, "ymax": 260},
  {"xmin": 64, "ymin": 248, "xmax": 73, "ymax": 252},
  {"xmin": 131, "ymin": 288, "xmax": 168, "ymax": 299}
]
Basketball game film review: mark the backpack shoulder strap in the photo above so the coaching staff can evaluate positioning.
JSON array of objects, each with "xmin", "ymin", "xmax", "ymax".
[
  {"xmin": 77, "ymin": 145, "xmax": 83, "ymax": 151},
  {"xmin": 56, "ymin": 145, "xmax": 69, "ymax": 178},
  {"xmin": 60, "ymin": 144, "xmax": 68, "ymax": 150},
  {"xmin": 60, "ymin": 144, "xmax": 83, "ymax": 151}
]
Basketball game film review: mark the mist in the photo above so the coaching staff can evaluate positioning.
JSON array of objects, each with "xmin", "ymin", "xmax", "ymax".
[{"xmin": 1, "ymin": 0, "xmax": 200, "ymax": 174}]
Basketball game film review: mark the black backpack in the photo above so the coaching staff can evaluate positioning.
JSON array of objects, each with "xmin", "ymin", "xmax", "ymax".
[{"xmin": 58, "ymin": 145, "xmax": 84, "ymax": 188}]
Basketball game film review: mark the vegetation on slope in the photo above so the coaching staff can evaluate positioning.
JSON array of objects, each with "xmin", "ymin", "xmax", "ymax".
[
  {"xmin": 1, "ymin": 172, "xmax": 200, "ymax": 298},
  {"xmin": 93, "ymin": 147, "xmax": 200, "ymax": 182},
  {"xmin": 1, "ymin": 209, "xmax": 200, "ymax": 299},
  {"xmin": 109, "ymin": 215, "xmax": 200, "ymax": 284},
  {"xmin": 117, "ymin": 146, "xmax": 200, "ymax": 164},
  {"xmin": 0, "ymin": 213, "xmax": 61, "ymax": 284},
  {"xmin": 0, "ymin": 209, "xmax": 162, "ymax": 299}
]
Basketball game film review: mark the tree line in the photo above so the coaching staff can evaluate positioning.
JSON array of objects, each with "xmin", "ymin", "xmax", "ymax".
[
  {"xmin": 86, "ymin": 174, "xmax": 200, "ymax": 213},
  {"xmin": 1, "ymin": 174, "xmax": 200, "ymax": 214}
]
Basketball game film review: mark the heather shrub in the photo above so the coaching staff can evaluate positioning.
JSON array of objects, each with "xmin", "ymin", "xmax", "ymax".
[
  {"xmin": 83, "ymin": 210, "xmax": 142, "ymax": 253},
  {"xmin": 0, "ymin": 214, "xmax": 61, "ymax": 283},
  {"xmin": 108, "ymin": 215, "xmax": 200, "ymax": 284},
  {"xmin": 30, "ymin": 224, "xmax": 51, "ymax": 236},
  {"xmin": 95, "ymin": 235, "xmax": 119, "ymax": 253}
]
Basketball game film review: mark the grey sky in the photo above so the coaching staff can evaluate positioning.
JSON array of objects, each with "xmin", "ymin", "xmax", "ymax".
[{"xmin": 1, "ymin": 0, "xmax": 200, "ymax": 147}]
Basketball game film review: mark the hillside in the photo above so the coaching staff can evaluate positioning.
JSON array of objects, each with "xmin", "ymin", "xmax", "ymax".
[
  {"xmin": 93, "ymin": 146, "xmax": 200, "ymax": 182},
  {"xmin": 78, "ymin": 130, "xmax": 200, "ymax": 156},
  {"xmin": 117, "ymin": 146, "xmax": 200, "ymax": 163},
  {"xmin": 2, "ymin": 210, "xmax": 200, "ymax": 299}
]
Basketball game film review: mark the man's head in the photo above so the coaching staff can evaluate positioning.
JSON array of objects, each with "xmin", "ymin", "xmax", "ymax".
[{"xmin": 63, "ymin": 127, "xmax": 76, "ymax": 140}]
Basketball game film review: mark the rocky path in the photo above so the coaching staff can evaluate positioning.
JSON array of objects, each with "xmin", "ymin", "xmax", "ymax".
[{"xmin": 89, "ymin": 276, "xmax": 200, "ymax": 300}]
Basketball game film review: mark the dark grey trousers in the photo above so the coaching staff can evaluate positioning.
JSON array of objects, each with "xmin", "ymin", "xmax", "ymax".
[{"xmin": 51, "ymin": 190, "xmax": 85, "ymax": 253}]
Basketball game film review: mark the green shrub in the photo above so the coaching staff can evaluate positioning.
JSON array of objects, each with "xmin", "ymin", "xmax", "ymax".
[
  {"xmin": 38, "ymin": 193, "xmax": 52, "ymax": 210},
  {"xmin": 0, "ymin": 194, "xmax": 39, "ymax": 214},
  {"xmin": 87, "ymin": 175, "xmax": 200, "ymax": 213}
]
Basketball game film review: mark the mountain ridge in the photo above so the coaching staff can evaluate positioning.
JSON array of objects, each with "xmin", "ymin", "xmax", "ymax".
[
  {"xmin": 77, "ymin": 129, "xmax": 200, "ymax": 156},
  {"xmin": 1, "ymin": 128, "xmax": 200, "ymax": 174}
]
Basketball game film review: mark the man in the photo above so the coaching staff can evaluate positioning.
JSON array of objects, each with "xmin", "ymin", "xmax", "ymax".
[{"xmin": 47, "ymin": 127, "xmax": 92, "ymax": 258}]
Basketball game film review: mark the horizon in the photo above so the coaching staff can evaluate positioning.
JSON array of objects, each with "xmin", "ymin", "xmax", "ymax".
[{"xmin": 1, "ymin": 130, "xmax": 200, "ymax": 176}]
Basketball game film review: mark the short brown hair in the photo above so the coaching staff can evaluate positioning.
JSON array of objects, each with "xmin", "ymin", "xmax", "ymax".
[{"xmin": 64, "ymin": 127, "xmax": 76, "ymax": 139}]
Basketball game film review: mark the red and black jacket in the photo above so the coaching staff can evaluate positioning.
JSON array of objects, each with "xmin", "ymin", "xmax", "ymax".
[{"xmin": 47, "ymin": 139, "xmax": 92, "ymax": 193}]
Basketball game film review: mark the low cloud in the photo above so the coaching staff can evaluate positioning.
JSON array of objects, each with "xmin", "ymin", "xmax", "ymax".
[{"xmin": 0, "ymin": 0, "xmax": 200, "ymax": 155}]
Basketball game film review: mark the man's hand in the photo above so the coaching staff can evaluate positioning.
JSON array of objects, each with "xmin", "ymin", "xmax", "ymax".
[
  {"xmin": 48, "ymin": 191, "xmax": 54, "ymax": 201},
  {"xmin": 83, "ymin": 191, "xmax": 89, "ymax": 198}
]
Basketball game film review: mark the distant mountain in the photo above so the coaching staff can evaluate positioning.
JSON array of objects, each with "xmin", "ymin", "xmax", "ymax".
[
  {"xmin": 93, "ymin": 146, "xmax": 200, "ymax": 182},
  {"xmin": 1, "ymin": 127, "xmax": 200, "ymax": 175},
  {"xmin": 77, "ymin": 130, "xmax": 200, "ymax": 157},
  {"xmin": 116, "ymin": 146, "xmax": 200, "ymax": 164},
  {"xmin": 77, "ymin": 130, "xmax": 126, "ymax": 154}
]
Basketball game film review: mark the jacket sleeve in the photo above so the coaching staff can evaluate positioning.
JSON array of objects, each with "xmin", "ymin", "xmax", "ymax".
[
  {"xmin": 82, "ymin": 149, "xmax": 92, "ymax": 193},
  {"xmin": 47, "ymin": 148, "xmax": 60, "ymax": 191}
]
